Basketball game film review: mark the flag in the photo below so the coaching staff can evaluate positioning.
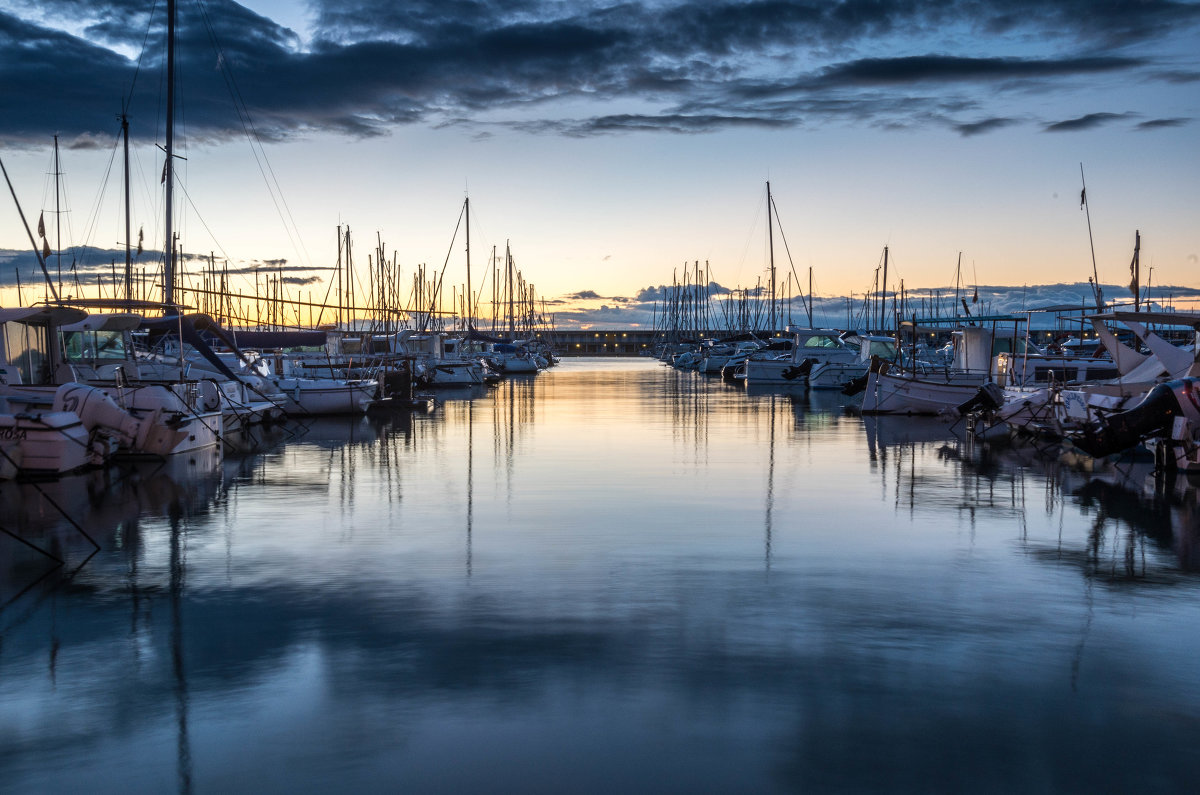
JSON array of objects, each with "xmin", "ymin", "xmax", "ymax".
[
  {"xmin": 972, "ymin": 287, "xmax": 979, "ymax": 304},
  {"xmin": 136, "ymin": 226, "xmax": 144, "ymax": 256},
  {"xmin": 42, "ymin": 238, "xmax": 51, "ymax": 259},
  {"xmin": 161, "ymin": 161, "xmax": 167, "ymax": 184},
  {"xmin": 37, "ymin": 212, "xmax": 45, "ymax": 238},
  {"xmin": 1079, "ymin": 187, "xmax": 1086, "ymax": 209}
]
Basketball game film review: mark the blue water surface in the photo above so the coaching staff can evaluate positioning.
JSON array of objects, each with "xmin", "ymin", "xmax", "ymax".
[{"xmin": 2, "ymin": 358, "xmax": 1199, "ymax": 793}]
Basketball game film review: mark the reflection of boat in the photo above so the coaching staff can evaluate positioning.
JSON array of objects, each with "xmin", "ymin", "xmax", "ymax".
[
  {"xmin": 863, "ymin": 415, "xmax": 964, "ymax": 451},
  {"xmin": 0, "ymin": 447, "xmax": 226, "ymax": 588},
  {"xmin": 291, "ymin": 416, "xmax": 380, "ymax": 447}
]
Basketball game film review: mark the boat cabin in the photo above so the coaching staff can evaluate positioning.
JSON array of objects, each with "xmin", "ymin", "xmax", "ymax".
[{"xmin": 0, "ymin": 306, "xmax": 86, "ymax": 386}]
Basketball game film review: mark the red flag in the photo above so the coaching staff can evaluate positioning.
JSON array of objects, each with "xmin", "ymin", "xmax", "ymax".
[
  {"xmin": 42, "ymin": 237, "xmax": 51, "ymax": 259},
  {"xmin": 37, "ymin": 212, "xmax": 45, "ymax": 238}
]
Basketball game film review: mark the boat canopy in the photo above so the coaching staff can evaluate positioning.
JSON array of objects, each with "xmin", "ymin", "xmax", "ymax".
[
  {"xmin": 139, "ymin": 313, "xmax": 244, "ymax": 381},
  {"xmin": 0, "ymin": 306, "xmax": 87, "ymax": 325},
  {"xmin": 61, "ymin": 313, "xmax": 143, "ymax": 332},
  {"xmin": 1090, "ymin": 311, "xmax": 1200, "ymax": 329},
  {"xmin": 221, "ymin": 329, "xmax": 328, "ymax": 349},
  {"xmin": 465, "ymin": 326, "xmax": 508, "ymax": 344}
]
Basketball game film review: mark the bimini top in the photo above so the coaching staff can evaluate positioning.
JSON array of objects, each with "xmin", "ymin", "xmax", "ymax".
[
  {"xmin": 61, "ymin": 313, "xmax": 143, "ymax": 332},
  {"xmin": 1090, "ymin": 310, "xmax": 1200, "ymax": 328},
  {"xmin": 0, "ymin": 305, "xmax": 88, "ymax": 325},
  {"xmin": 904, "ymin": 314, "xmax": 1028, "ymax": 327}
]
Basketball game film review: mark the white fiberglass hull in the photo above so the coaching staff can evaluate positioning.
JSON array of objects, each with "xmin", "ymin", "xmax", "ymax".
[
  {"xmin": 743, "ymin": 358, "xmax": 811, "ymax": 385},
  {"xmin": 273, "ymin": 379, "xmax": 377, "ymax": 415},
  {"xmin": 417, "ymin": 360, "xmax": 484, "ymax": 387},
  {"xmin": 863, "ymin": 369, "xmax": 987, "ymax": 415},
  {"xmin": 808, "ymin": 361, "xmax": 868, "ymax": 391},
  {"xmin": 0, "ymin": 411, "xmax": 93, "ymax": 477}
]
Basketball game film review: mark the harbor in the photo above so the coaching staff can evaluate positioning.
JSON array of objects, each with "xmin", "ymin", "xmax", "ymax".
[
  {"xmin": 4, "ymin": 0, "xmax": 1200, "ymax": 790},
  {"xmin": 3, "ymin": 357, "xmax": 1200, "ymax": 792}
]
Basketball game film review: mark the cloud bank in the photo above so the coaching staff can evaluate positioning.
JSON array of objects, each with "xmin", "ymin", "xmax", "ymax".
[{"xmin": 0, "ymin": 0, "xmax": 1196, "ymax": 145}]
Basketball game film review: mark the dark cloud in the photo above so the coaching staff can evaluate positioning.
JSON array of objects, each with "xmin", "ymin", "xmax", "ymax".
[
  {"xmin": 568, "ymin": 290, "xmax": 603, "ymax": 300},
  {"xmin": 1043, "ymin": 112, "xmax": 1130, "ymax": 132},
  {"xmin": 1135, "ymin": 117, "xmax": 1190, "ymax": 130},
  {"xmin": 0, "ymin": 1, "xmax": 1195, "ymax": 143},
  {"xmin": 954, "ymin": 116, "xmax": 1020, "ymax": 136},
  {"xmin": 0, "ymin": 246, "xmax": 332, "ymax": 287},
  {"xmin": 814, "ymin": 55, "xmax": 1143, "ymax": 87}
]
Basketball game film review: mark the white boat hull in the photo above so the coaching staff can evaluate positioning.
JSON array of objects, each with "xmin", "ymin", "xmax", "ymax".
[
  {"xmin": 863, "ymin": 369, "xmax": 986, "ymax": 415},
  {"xmin": 273, "ymin": 379, "xmax": 377, "ymax": 415},
  {"xmin": 0, "ymin": 411, "xmax": 93, "ymax": 477}
]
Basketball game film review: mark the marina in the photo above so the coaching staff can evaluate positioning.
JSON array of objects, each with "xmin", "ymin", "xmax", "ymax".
[
  {"xmin": 3, "ymin": 358, "xmax": 1200, "ymax": 792},
  {"xmin": 2, "ymin": 0, "xmax": 1199, "ymax": 790}
]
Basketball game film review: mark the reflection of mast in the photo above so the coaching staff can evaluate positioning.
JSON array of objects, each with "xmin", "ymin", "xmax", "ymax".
[
  {"xmin": 764, "ymin": 394, "xmax": 775, "ymax": 574},
  {"xmin": 169, "ymin": 508, "xmax": 193, "ymax": 795},
  {"xmin": 466, "ymin": 397, "xmax": 473, "ymax": 578}
]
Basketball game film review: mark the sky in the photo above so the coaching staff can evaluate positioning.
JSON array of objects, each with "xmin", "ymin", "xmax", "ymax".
[{"xmin": 0, "ymin": 0, "xmax": 1198, "ymax": 328}]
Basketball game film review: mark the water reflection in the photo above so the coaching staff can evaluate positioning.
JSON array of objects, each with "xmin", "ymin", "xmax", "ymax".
[{"xmin": 3, "ymin": 359, "xmax": 1200, "ymax": 792}]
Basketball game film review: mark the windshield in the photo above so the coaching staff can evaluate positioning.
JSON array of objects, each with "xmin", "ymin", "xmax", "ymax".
[{"xmin": 62, "ymin": 329, "xmax": 127, "ymax": 361}]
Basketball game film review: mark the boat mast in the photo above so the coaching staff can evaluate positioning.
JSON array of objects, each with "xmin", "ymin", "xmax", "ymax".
[
  {"xmin": 163, "ymin": 0, "xmax": 177, "ymax": 308},
  {"xmin": 766, "ymin": 181, "xmax": 776, "ymax": 334},
  {"xmin": 879, "ymin": 245, "xmax": 889, "ymax": 332},
  {"xmin": 0, "ymin": 155, "xmax": 60, "ymax": 301},
  {"xmin": 1080, "ymin": 164, "xmax": 1103, "ymax": 311},
  {"xmin": 506, "ymin": 241, "xmax": 515, "ymax": 335},
  {"xmin": 1129, "ymin": 229, "xmax": 1141, "ymax": 313},
  {"xmin": 807, "ymin": 266, "xmax": 814, "ymax": 327},
  {"xmin": 53, "ymin": 134, "xmax": 62, "ymax": 295},
  {"xmin": 464, "ymin": 196, "xmax": 472, "ymax": 331},
  {"xmin": 122, "ymin": 111, "xmax": 133, "ymax": 304}
]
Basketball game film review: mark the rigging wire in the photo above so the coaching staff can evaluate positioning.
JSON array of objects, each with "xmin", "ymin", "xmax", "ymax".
[{"xmin": 194, "ymin": 0, "xmax": 315, "ymax": 273}]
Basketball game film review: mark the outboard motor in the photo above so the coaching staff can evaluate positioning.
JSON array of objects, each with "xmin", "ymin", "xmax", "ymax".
[
  {"xmin": 780, "ymin": 358, "xmax": 815, "ymax": 382},
  {"xmin": 1070, "ymin": 378, "xmax": 1200, "ymax": 458},
  {"xmin": 956, "ymin": 382, "xmax": 1006, "ymax": 416},
  {"xmin": 842, "ymin": 355, "xmax": 886, "ymax": 396},
  {"xmin": 53, "ymin": 383, "xmax": 185, "ymax": 456}
]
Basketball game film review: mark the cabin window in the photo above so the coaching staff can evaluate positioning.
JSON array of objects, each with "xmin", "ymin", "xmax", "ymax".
[
  {"xmin": 2, "ymin": 322, "xmax": 51, "ymax": 385},
  {"xmin": 802, "ymin": 336, "xmax": 836, "ymax": 348},
  {"xmin": 62, "ymin": 330, "xmax": 127, "ymax": 361},
  {"xmin": 868, "ymin": 340, "xmax": 897, "ymax": 358}
]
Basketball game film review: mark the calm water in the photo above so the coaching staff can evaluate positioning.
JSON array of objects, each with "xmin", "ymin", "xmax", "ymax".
[{"xmin": 2, "ymin": 358, "xmax": 1199, "ymax": 793}]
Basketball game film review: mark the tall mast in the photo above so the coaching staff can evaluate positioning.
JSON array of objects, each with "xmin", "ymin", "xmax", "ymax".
[
  {"xmin": 464, "ymin": 196, "xmax": 472, "ymax": 330},
  {"xmin": 766, "ymin": 181, "xmax": 776, "ymax": 334},
  {"xmin": 1130, "ymin": 229, "xmax": 1141, "ymax": 313},
  {"xmin": 506, "ymin": 241, "xmax": 515, "ymax": 334},
  {"xmin": 1080, "ymin": 164, "xmax": 1103, "ymax": 311},
  {"xmin": 879, "ymin": 245, "xmax": 889, "ymax": 332},
  {"xmin": 53, "ymin": 134, "xmax": 62, "ymax": 295},
  {"xmin": 163, "ymin": 0, "xmax": 177, "ymax": 308},
  {"xmin": 807, "ymin": 266, "xmax": 814, "ymax": 327},
  {"xmin": 122, "ymin": 112, "xmax": 132, "ymax": 303}
]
